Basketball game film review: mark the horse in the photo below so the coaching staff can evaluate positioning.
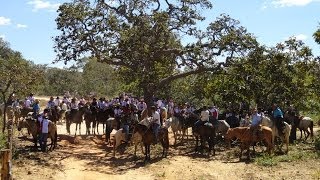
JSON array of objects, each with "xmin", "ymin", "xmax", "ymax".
[
  {"xmin": 48, "ymin": 106, "xmax": 61, "ymax": 124},
  {"xmin": 261, "ymin": 116, "xmax": 291, "ymax": 153},
  {"xmin": 105, "ymin": 117, "xmax": 118, "ymax": 143},
  {"xmin": 169, "ymin": 116, "xmax": 185, "ymax": 145},
  {"xmin": 65, "ymin": 106, "xmax": 86, "ymax": 135},
  {"xmin": 132, "ymin": 117, "xmax": 169, "ymax": 161},
  {"xmin": 297, "ymin": 116, "xmax": 314, "ymax": 141},
  {"xmin": 225, "ymin": 126, "xmax": 273, "ymax": 160},
  {"xmin": 192, "ymin": 122, "xmax": 216, "ymax": 156},
  {"xmin": 226, "ymin": 114, "xmax": 240, "ymax": 128},
  {"xmin": 96, "ymin": 109, "xmax": 111, "ymax": 134},
  {"xmin": 17, "ymin": 117, "xmax": 57, "ymax": 151},
  {"xmin": 215, "ymin": 120, "xmax": 230, "ymax": 139},
  {"xmin": 83, "ymin": 105, "xmax": 96, "ymax": 135}
]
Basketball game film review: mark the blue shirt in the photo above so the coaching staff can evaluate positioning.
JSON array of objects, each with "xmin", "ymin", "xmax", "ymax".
[
  {"xmin": 273, "ymin": 107, "xmax": 283, "ymax": 118},
  {"xmin": 33, "ymin": 103, "xmax": 40, "ymax": 114},
  {"xmin": 251, "ymin": 113, "xmax": 262, "ymax": 126}
]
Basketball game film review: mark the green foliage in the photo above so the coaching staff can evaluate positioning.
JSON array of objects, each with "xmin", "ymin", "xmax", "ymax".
[
  {"xmin": 314, "ymin": 25, "xmax": 320, "ymax": 44},
  {"xmin": 0, "ymin": 38, "xmax": 44, "ymax": 131},
  {"xmin": 39, "ymin": 58, "xmax": 121, "ymax": 98},
  {"xmin": 204, "ymin": 38, "xmax": 315, "ymax": 111},
  {"xmin": 54, "ymin": 0, "xmax": 258, "ymax": 106}
]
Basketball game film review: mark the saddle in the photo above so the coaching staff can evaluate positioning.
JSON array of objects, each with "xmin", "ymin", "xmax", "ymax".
[{"xmin": 204, "ymin": 122, "xmax": 214, "ymax": 128}]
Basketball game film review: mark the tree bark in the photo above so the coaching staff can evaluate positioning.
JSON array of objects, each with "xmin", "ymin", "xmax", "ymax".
[{"xmin": 143, "ymin": 84, "xmax": 156, "ymax": 117}]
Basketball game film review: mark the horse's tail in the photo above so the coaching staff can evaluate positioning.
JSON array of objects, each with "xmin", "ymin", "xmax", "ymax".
[{"xmin": 310, "ymin": 120, "xmax": 314, "ymax": 139}]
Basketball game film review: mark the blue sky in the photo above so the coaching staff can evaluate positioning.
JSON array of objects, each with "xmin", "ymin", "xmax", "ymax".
[{"xmin": 0, "ymin": 0, "xmax": 319, "ymax": 68}]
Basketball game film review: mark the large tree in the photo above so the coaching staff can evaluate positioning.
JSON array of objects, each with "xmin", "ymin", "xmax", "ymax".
[
  {"xmin": 0, "ymin": 38, "xmax": 44, "ymax": 132},
  {"xmin": 54, "ymin": 0, "xmax": 258, "ymax": 106}
]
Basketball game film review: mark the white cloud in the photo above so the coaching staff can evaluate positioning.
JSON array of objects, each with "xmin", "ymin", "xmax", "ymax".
[
  {"xmin": 0, "ymin": 16, "xmax": 11, "ymax": 26},
  {"xmin": 294, "ymin": 34, "xmax": 308, "ymax": 41},
  {"xmin": 16, "ymin": 24, "xmax": 28, "ymax": 29},
  {"xmin": 271, "ymin": 0, "xmax": 318, "ymax": 7},
  {"xmin": 0, "ymin": 34, "xmax": 5, "ymax": 39},
  {"xmin": 27, "ymin": 0, "xmax": 61, "ymax": 12}
]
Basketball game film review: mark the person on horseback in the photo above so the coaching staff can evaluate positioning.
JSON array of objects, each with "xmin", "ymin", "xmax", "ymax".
[
  {"xmin": 250, "ymin": 107, "xmax": 263, "ymax": 140},
  {"xmin": 194, "ymin": 106, "xmax": 210, "ymax": 128},
  {"xmin": 272, "ymin": 103, "xmax": 285, "ymax": 136},
  {"xmin": 70, "ymin": 98, "xmax": 78, "ymax": 116},
  {"xmin": 47, "ymin": 97, "xmax": 55, "ymax": 109},
  {"xmin": 54, "ymin": 97, "xmax": 61, "ymax": 107},
  {"xmin": 28, "ymin": 93, "xmax": 35, "ymax": 105},
  {"xmin": 209, "ymin": 105, "xmax": 219, "ymax": 126},
  {"xmin": 121, "ymin": 104, "xmax": 132, "ymax": 142},
  {"xmin": 32, "ymin": 99, "xmax": 40, "ymax": 119},
  {"xmin": 151, "ymin": 106, "xmax": 161, "ymax": 144},
  {"xmin": 114, "ymin": 104, "xmax": 122, "ymax": 130}
]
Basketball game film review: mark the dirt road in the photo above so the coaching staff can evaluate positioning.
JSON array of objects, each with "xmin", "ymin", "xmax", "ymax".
[{"xmin": 12, "ymin": 120, "xmax": 320, "ymax": 180}]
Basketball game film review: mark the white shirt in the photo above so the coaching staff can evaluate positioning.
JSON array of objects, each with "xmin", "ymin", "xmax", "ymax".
[
  {"xmin": 61, "ymin": 103, "xmax": 68, "ymax": 111},
  {"xmin": 24, "ymin": 99, "xmax": 31, "ymax": 107},
  {"xmin": 200, "ymin": 110, "xmax": 210, "ymax": 121},
  {"xmin": 54, "ymin": 99, "xmax": 61, "ymax": 106},
  {"xmin": 152, "ymin": 111, "xmax": 161, "ymax": 125}
]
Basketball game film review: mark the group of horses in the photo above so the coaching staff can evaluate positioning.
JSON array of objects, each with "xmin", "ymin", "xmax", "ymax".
[{"xmin": 5, "ymin": 101, "xmax": 316, "ymax": 162}]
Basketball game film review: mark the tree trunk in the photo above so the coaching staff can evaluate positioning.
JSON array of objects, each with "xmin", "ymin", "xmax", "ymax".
[{"xmin": 143, "ymin": 84, "xmax": 156, "ymax": 117}]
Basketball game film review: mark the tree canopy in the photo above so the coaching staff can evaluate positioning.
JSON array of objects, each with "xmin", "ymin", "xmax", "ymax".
[
  {"xmin": 0, "ymin": 38, "xmax": 44, "ymax": 131},
  {"xmin": 54, "ymin": 0, "xmax": 258, "ymax": 106}
]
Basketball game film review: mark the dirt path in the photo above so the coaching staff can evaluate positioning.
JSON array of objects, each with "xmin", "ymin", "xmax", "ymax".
[{"xmin": 13, "ymin": 121, "xmax": 320, "ymax": 180}]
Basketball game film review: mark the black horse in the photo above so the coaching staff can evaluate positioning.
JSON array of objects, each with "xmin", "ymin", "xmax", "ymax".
[
  {"xmin": 65, "ymin": 106, "xmax": 86, "ymax": 135},
  {"xmin": 192, "ymin": 122, "xmax": 216, "ymax": 156}
]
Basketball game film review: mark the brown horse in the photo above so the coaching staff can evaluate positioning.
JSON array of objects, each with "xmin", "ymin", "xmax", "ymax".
[
  {"xmin": 133, "ymin": 119, "xmax": 169, "ymax": 161},
  {"xmin": 17, "ymin": 118, "xmax": 57, "ymax": 150},
  {"xmin": 225, "ymin": 126, "xmax": 273, "ymax": 160}
]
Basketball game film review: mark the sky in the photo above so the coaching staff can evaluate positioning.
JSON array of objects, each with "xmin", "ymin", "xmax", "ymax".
[{"xmin": 0, "ymin": 0, "xmax": 319, "ymax": 68}]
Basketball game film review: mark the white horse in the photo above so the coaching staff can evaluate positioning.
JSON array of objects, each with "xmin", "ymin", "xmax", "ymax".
[
  {"xmin": 298, "ymin": 116, "xmax": 314, "ymax": 141},
  {"xmin": 167, "ymin": 117, "xmax": 186, "ymax": 145},
  {"xmin": 261, "ymin": 116, "xmax": 291, "ymax": 153},
  {"xmin": 216, "ymin": 120, "xmax": 230, "ymax": 137}
]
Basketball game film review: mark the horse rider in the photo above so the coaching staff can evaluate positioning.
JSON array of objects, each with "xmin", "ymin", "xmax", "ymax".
[
  {"xmin": 250, "ymin": 107, "xmax": 263, "ymax": 140},
  {"xmin": 28, "ymin": 93, "xmax": 35, "ymax": 105},
  {"xmin": 24, "ymin": 97, "xmax": 32, "ymax": 109},
  {"xmin": 54, "ymin": 97, "xmax": 61, "ymax": 109},
  {"xmin": 194, "ymin": 105, "xmax": 210, "ymax": 129},
  {"xmin": 114, "ymin": 104, "xmax": 123, "ymax": 130},
  {"xmin": 70, "ymin": 98, "xmax": 79, "ymax": 116},
  {"xmin": 47, "ymin": 97, "xmax": 55, "ymax": 109},
  {"xmin": 137, "ymin": 99, "xmax": 147, "ymax": 119},
  {"xmin": 272, "ymin": 103, "xmax": 285, "ymax": 136},
  {"xmin": 209, "ymin": 105, "xmax": 219, "ymax": 126},
  {"xmin": 151, "ymin": 106, "xmax": 161, "ymax": 144},
  {"xmin": 121, "ymin": 104, "xmax": 132, "ymax": 142},
  {"xmin": 32, "ymin": 99, "xmax": 41, "ymax": 119}
]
